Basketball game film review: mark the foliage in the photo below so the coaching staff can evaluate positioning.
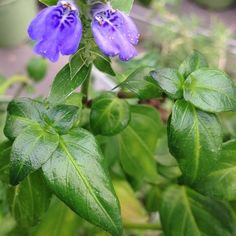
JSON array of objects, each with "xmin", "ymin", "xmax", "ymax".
[{"xmin": 1, "ymin": 1, "xmax": 236, "ymax": 236}]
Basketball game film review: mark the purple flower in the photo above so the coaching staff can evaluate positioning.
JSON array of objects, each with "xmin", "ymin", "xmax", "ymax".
[
  {"xmin": 91, "ymin": 3, "xmax": 140, "ymax": 61},
  {"xmin": 28, "ymin": 0, "xmax": 82, "ymax": 62}
]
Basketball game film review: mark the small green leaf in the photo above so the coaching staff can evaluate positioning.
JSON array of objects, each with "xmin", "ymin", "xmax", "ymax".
[
  {"xmin": 179, "ymin": 51, "xmax": 208, "ymax": 78},
  {"xmin": 168, "ymin": 100, "xmax": 222, "ymax": 184},
  {"xmin": 49, "ymin": 60, "xmax": 92, "ymax": 104},
  {"xmin": 46, "ymin": 104, "xmax": 79, "ymax": 134},
  {"xmin": 90, "ymin": 93, "xmax": 130, "ymax": 136},
  {"xmin": 195, "ymin": 140, "xmax": 236, "ymax": 201},
  {"xmin": 42, "ymin": 128, "xmax": 122, "ymax": 236},
  {"xmin": 8, "ymin": 171, "xmax": 51, "ymax": 228},
  {"xmin": 91, "ymin": 49, "xmax": 115, "ymax": 76},
  {"xmin": 116, "ymin": 105, "xmax": 163, "ymax": 182},
  {"xmin": 151, "ymin": 68, "xmax": 184, "ymax": 99},
  {"xmin": 184, "ymin": 69, "xmax": 236, "ymax": 112},
  {"xmin": 65, "ymin": 92, "xmax": 83, "ymax": 107},
  {"xmin": 0, "ymin": 141, "xmax": 12, "ymax": 182},
  {"xmin": 111, "ymin": 0, "xmax": 134, "ymax": 14},
  {"xmin": 119, "ymin": 67, "xmax": 162, "ymax": 99},
  {"xmin": 4, "ymin": 98, "xmax": 45, "ymax": 140},
  {"xmin": 160, "ymin": 185, "xmax": 234, "ymax": 236},
  {"xmin": 145, "ymin": 187, "xmax": 162, "ymax": 212},
  {"xmin": 27, "ymin": 57, "xmax": 48, "ymax": 82},
  {"xmin": 39, "ymin": 0, "xmax": 57, "ymax": 6},
  {"xmin": 10, "ymin": 125, "xmax": 59, "ymax": 185},
  {"xmin": 32, "ymin": 198, "xmax": 80, "ymax": 236}
]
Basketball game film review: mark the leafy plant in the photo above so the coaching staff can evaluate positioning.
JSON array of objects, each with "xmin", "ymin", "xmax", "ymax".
[{"xmin": 1, "ymin": 1, "xmax": 236, "ymax": 236}]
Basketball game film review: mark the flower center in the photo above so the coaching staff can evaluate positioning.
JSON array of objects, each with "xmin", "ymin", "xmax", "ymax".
[
  {"xmin": 95, "ymin": 9, "xmax": 119, "ymax": 27},
  {"xmin": 60, "ymin": 0, "xmax": 76, "ymax": 11}
]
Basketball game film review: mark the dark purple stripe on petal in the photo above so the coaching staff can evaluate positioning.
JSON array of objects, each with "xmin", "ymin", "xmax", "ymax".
[
  {"xmin": 60, "ymin": 24, "xmax": 65, "ymax": 31},
  {"xmin": 64, "ymin": 20, "xmax": 71, "ymax": 27}
]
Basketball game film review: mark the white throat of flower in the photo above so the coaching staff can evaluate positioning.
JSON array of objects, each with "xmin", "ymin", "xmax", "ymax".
[{"xmin": 59, "ymin": 0, "xmax": 77, "ymax": 11}]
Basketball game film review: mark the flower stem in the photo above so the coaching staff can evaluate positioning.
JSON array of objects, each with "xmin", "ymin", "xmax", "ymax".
[{"xmin": 124, "ymin": 222, "xmax": 162, "ymax": 231}]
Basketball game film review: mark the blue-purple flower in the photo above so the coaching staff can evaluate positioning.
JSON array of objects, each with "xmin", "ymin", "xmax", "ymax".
[
  {"xmin": 28, "ymin": 0, "xmax": 82, "ymax": 62},
  {"xmin": 91, "ymin": 3, "xmax": 140, "ymax": 61}
]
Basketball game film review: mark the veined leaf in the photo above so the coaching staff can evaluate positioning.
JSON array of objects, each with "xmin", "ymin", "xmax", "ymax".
[
  {"xmin": 184, "ymin": 69, "xmax": 236, "ymax": 112},
  {"xmin": 195, "ymin": 140, "xmax": 236, "ymax": 201},
  {"xmin": 90, "ymin": 48, "xmax": 115, "ymax": 76},
  {"xmin": 151, "ymin": 68, "xmax": 184, "ymax": 99},
  {"xmin": 179, "ymin": 51, "xmax": 208, "ymax": 78},
  {"xmin": 10, "ymin": 125, "xmax": 59, "ymax": 185},
  {"xmin": 8, "ymin": 171, "xmax": 51, "ymax": 228},
  {"xmin": 42, "ymin": 128, "xmax": 122, "ymax": 235},
  {"xmin": 118, "ymin": 67, "xmax": 162, "ymax": 99},
  {"xmin": 4, "ymin": 98, "xmax": 45, "ymax": 139},
  {"xmin": 49, "ymin": 57, "xmax": 92, "ymax": 105},
  {"xmin": 161, "ymin": 185, "xmax": 234, "ymax": 236},
  {"xmin": 32, "ymin": 198, "xmax": 80, "ymax": 236},
  {"xmin": 46, "ymin": 104, "xmax": 79, "ymax": 134},
  {"xmin": 168, "ymin": 100, "xmax": 222, "ymax": 184},
  {"xmin": 90, "ymin": 93, "xmax": 130, "ymax": 136},
  {"xmin": 0, "ymin": 141, "xmax": 12, "ymax": 182},
  {"xmin": 116, "ymin": 105, "xmax": 164, "ymax": 182}
]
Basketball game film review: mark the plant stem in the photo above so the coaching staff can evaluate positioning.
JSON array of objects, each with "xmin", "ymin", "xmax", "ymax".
[
  {"xmin": 117, "ymin": 91, "xmax": 137, "ymax": 99},
  {"xmin": 81, "ymin": 74, "xmax": 91, "ymax": 105},
  {"xmin": 0, "ymin": 75, "xmax": 30, "ymax": 95},
  {"xmin": 124, "ymin": 222, "xmax": 162, "ymax": 231},
  {"xmin": 14, "ymin": 83, "xmax": 28, "ymax": 98}
]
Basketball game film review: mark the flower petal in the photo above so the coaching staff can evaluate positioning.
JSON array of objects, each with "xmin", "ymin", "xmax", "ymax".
[
  {"xmin": 117, "ymin": 11, "xmax": 139, "ymax": 45},
  {"xmin": 90, "ymin": 3, "xmax": 110, "ymax": 17},
  {"xmin": 92, "ymin": 21, "xmax": 119, "ymax": 57},
  {"xmin": 114, "ymin": 30, "xmax": 138, "ymax": 61},
  {"xmin": 28, "ymin": 6, "xmax": 56, "ymax": 41},
  {"xmin": 58, "ymin": 12, "xmax": 83, "ymax": 55},
  {"xmin": 34, "ymin": 39, "xmax": 59, "ymax": 62}
]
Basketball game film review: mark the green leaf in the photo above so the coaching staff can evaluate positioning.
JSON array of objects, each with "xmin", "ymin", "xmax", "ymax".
[
  {"xmin": 151, "ymin": 68, "xmax": 184, "ymax": 99},
  {"xmin": 46, "ymin": 104, "xmax": 79, "ymax": 134},
  {"xmin": 111, "ymin": 0, "xmax": 134, "ymax": 14},
  {"xmin": 42, "ymin": 128, "xmax": 122, "ymax": 236},
  {"xmin": 49, "ymin": 61, "xmax": 92, "ymax": 104},
  {"xmin": 116, "ymin": 105, "xmax": 163, "ymax": 182},
  {"xmin": 90, "ymin": 93, "xmax": 130, "ymax": 136},
  {"xmin": 27, "ymin": 57, "xmax": 48, "ymax": 82},
  {"xmin": 4, "ymin": 98, "xmax": 45, "ymax": 140},
  {"xmin": 168, "ymin": 100, "xmax": 222, "ymax": 185},
  {"xmin": 160, "ymin": 185, "xmax": 234, "ymax": 236},
  {"xmin": 65, "ymin": 92, "xmax": 83, "ymax": 108},
  {"xmin": 32, "ymin": 198, "xmax": 80, "ymax": 236},
  {"xmin": 145, "ymin": 187, "xmax": 162, "ymax": 212},
  {"xmin": 91, "ymin": 49, "xmax": 115, "ymax": 76},
  {"xmin": 195, "ymin": 140, "xmax": 236, "ymax": 201},
  {"xmin": 179, "ymin": 51, "xmax": 208, "ymax": 78},
  {"xmin": 10, "ymin": 125, "xmax": 59, "ymax": 185},
  {"xmin": 8, "ymin": 171, "xmax": 51, "ymax": 228},
  {"xmin": 39, "ymin": 0, "xmax": 57, "ymax": 6},
  {"xmin": 118, "ymin": 67, "xmax": 162, "ymax": 99},
  {"xmin": 113, "ymin": 179, "xmax": 148, "ymax": 224},
  {"xmin": 184, "ymin": 69, "xmax": 236, "ymax": 112},
  {"xmin": 0, "ymin": 141, "xmax": 12, "ymax": 182}
]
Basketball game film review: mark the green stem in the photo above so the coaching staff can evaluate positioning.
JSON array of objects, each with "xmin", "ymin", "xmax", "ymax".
[
  {"xmin": 0, "ymin": 75, "xmax": 30, "ymax": 95},
  {"xmin": 81, "ymin": 73, "xmax": 91, "ymax": 104},
  {"xmin": 124, "ymin": 222, "xmax": 162, "ymax": 231}
]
